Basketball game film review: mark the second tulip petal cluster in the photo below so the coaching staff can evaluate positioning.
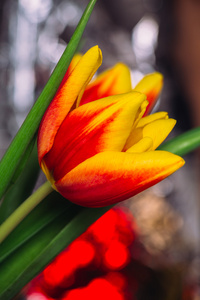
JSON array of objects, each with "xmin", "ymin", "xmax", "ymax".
[{"xmin": 37, "ymin": 46, "xmax": 184, "ymax": 207}]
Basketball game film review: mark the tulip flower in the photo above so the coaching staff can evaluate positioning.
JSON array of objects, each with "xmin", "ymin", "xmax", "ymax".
[{"xmin": 37, "ymin": 46, "xmax": 184, "ymax": 207}]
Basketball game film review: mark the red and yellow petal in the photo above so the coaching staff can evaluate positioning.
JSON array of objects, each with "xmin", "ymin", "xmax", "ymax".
[
  {"xmin": 57, "ymin": 54, "xmax": 82, "ymax": 93},
  {"xmin": 38, "ymin": 46, "xmax": 102, "ymax": 165},
  {"xmin": 55, "ymin": 151, "xmax": 185, "ymax": 207},
  {"xmin": 43, "ymin": 92, "xmax": 147, "ymax": 181},
  {"xmin": 79, "ymin": 63, "xmax": 132, "ymax": 106},
  {"xmin": 134, "ymin": 72, "xmax": 163, "ymax": 116},
  {"xmin": 125, "ymin": 118, "xmax": 176, "ymax": 151}
]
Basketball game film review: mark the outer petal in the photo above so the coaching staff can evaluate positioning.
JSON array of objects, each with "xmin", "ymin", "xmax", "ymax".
[
  {"xmin": 38, "ymin": 46, "xmax": 102, "ymax": 165},
  {"xmin": 43, "ymin": 92, "xmax": 147, "ymax": 181},
  {"xmin": 55, "ymin": 151, "xmax": 185, "ymax": 207},
  {"xmin": 79, "ymin": 63, "xmax": 132, "ymax": 106},
  {"xmin": 125, "ymin": 118, "xmax": 176, "ymax": 151},
  {"xmin": 134, "ymin": 72, "xmax": 163, "ymax": 116}
]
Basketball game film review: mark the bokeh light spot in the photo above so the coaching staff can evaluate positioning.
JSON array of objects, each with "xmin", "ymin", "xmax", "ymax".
[{"xmin": 104, "ymin": 241, "xmax": 130, "ymax": 270}]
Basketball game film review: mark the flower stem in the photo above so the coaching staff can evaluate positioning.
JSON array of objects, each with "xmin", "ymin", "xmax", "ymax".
[{"xmin": 0, "ymin": 181, "xmax": 53, "ymax": 244}]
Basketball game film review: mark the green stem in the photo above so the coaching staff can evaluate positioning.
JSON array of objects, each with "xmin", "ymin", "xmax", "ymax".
[{"xmin": 0, "ymin": 181, "xmax": 53, "ymax": 244}]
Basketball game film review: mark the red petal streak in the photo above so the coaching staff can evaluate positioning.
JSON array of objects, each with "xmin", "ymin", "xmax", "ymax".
[
  {"xmin": 55, "ymin": 151, "xmax": 185, "ymax": 207},
  {"xmin": 44, "ymin": 102, "xmax": 117, "ymax": 180},
  {"xmin": 79, "ymin": 81, "xmax": 113, "ymax": 106},
  {"xmin": 57, "ymin": 54, "xmax": 82, "ymax": 93},
  {"xmin": 79, "ymin": 63, "xmax": 132, "ymax": 106},
  {"xmin": 143, "ymin": 89, "xmax": 161, "ymax": 116}
]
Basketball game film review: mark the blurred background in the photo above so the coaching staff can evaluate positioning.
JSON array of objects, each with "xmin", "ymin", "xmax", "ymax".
[{"xmin": 0, "ymin": 0, "xmax": 200, "ymax": 299}]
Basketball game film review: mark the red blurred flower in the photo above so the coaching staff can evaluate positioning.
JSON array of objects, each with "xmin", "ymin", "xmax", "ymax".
[{"xmin": 26, "ymin": 207, "xmax": 137, "ymax": 300}]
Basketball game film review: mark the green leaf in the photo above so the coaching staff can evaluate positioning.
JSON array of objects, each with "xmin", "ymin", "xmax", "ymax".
[
  {"xmin": 10, "ymin": 137, "xmax": 36, "ymax": 186},
  {"xmin": 0, "ymin": 197, "xmax": 110, "ymax": 300},
  {"xmin": 0, "ymin": 192, "xmax": 72, "ymax": 262},
  {"xmin": 158, "ymin": 127, "xmax": 200, "ymax": 155},
  {"xmin": 0, "ymin": 142, "xmax": 40, "ymax": 224},
  {"xmin": 0, "ymin": 0, "xmax": 97, "ymax": 200}
]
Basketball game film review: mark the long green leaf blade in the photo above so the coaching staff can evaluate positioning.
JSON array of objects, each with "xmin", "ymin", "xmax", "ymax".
[{"xmin": 0, "ymin": 142, "xmax": 40, "ymax": 224}]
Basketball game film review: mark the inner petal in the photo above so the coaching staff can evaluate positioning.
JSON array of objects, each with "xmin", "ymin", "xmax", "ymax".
[
  {"xmin": 126, "ymin": 137, "xmax": 153, "ymax": 153},
  {"xmin": 79, "ymin": 63, "xmax": 132, "ymax": 106},
  {"xmin": 124, "ymin": 118, "xmax": 176, "ymax": 151}
]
